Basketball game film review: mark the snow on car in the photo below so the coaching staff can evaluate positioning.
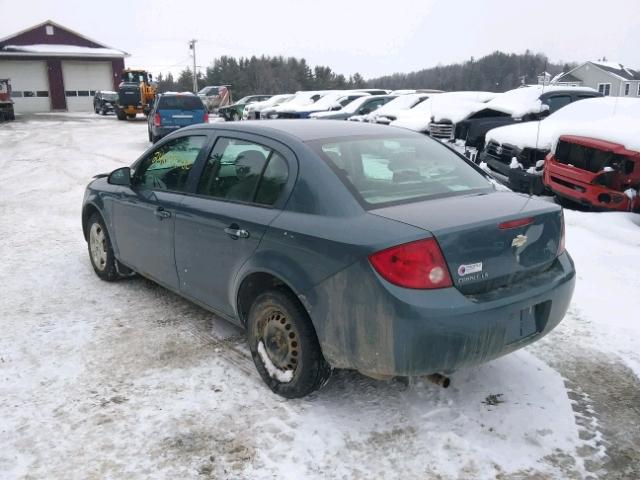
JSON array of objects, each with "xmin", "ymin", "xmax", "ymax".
[
  {"xmin": 272, "ymin": 91, "xmax": 370, "ymax": 118},
  {"xmin": 242, "ymin": 94, "xmax": 293, "ymax": 120},
  {"xmin": 261, "ymin": 90, "xmax": 333, "ymax": 119},
  {"xmin": 458, "ymin": 86, "xmax": 600, "ymax": 150},
  {"xmin": 350, "ymin": 92, "xmax": 431, "ymax": 124},
  {"xmin": 390, "ymin": 91, "xmax": 498, "ymax": 138},
  {"xmin": 480, "ymin": 97, "xmax": 640, "ymax": 194}
]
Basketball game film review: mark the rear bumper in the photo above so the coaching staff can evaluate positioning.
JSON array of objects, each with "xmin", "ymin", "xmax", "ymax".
[
  {"xmin": 152, "ymin": 125, "xmax": 182, "ymax": 138},
  {"xmin": 309, "ymin": 252, "xmax": 575, "ymax": 377}
]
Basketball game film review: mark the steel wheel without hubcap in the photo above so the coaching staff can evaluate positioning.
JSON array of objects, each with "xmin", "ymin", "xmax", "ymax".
[
  {"xmin": 261, "ymin": 309, "xmax": 300, "ymax": 374},
  {"xmin": 247, "ymin": 288, "xmax": 332, "ymax": 398},
  {"xmin": 89, "ymin": 222, "xmax": 108, "ymax": 271}
]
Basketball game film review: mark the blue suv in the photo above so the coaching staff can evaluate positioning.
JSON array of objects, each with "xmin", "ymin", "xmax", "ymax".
[{"xmin": 148, "ymin": 93, "xmax": 208, "ymax": 143}]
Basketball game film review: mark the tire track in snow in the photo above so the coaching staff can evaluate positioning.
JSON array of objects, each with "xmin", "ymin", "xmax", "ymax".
[{"xmin": 532, "ymin": 320, "xmax": 640, "ymax": 479}]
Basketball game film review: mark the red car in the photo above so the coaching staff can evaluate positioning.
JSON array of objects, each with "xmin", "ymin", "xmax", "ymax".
[{"xmin": 544, "ymin": 135, "xmax": 640, "ymax": 212}]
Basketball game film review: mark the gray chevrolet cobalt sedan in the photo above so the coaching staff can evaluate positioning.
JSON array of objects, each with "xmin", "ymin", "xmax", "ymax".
[{"xmin": 82, "ymin": 120, "xmax": 575, "ymax": 398}]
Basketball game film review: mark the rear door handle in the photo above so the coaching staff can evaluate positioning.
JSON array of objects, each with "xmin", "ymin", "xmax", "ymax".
[
  {"xmin": 154, "ymin": 207, "xmax": 171, "ymax": 220},
  {"xmin": 224, "ymin": 224, "xmax": 250, "ymax": 239}
]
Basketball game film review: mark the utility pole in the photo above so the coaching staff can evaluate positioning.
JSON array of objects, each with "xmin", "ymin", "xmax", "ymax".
[{"xmin": 189, "ymin": 39, "xmax": 198, "ymax": 93}]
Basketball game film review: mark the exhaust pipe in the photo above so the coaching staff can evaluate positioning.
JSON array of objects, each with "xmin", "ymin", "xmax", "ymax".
[{"xmin": 426, "ymin": 373, "xmax": 450, "ymax": 388}]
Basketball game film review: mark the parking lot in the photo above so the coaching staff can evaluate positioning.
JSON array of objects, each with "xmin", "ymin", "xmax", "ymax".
[{"xmin": 1, "ymin": 113, "xmax": 639, "ymax": 479}]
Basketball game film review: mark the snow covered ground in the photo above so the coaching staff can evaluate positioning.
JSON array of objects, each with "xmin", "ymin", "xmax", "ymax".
[{"xmin": 1, "ymin": 113, "xmax": 639, "ymax": 479}]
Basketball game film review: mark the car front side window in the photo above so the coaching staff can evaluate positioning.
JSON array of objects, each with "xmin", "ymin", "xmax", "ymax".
[{"xmin": 134, "ymin": 135, "xmax": 206, "ymax": 192}]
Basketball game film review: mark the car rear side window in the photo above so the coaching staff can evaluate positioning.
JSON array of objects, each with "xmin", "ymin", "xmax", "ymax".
[
  {"xmin": 255, "ymin": 153, "xmax": 289, "ymax": 205},
  {"xmin": 197, "ymin": 137, "xmax": 289, "ymax": 205},
  {"xmin": 312, "ymin": 136, "xmax": 491, "ymax": 207},
  {"xmin": 134, "ymin": 135, "xmax": 206, "ymax": 192},
  {"xmin": 158, "ymin": 96, "xmax": 205, "ymax": 110}
]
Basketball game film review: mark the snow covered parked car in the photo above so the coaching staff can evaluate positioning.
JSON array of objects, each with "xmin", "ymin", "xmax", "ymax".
[
  {"xmin": 350, "ymin": 93, "xmax": 431, "ymax": 124},
  {"xmin": 543, "ymin": 115, "xmax": 640, "ymax": 212},
  {"xmin": 310, "ymin": 95, "xmax": 396, "ymax": 120},
  {"xmin": 390, "ymin": 91, "xmax": 498, "ymax": 139},
  {"xmin": 243, "ymin": 94, "xmax": 293, "ymax": 120},
  {"xmin": 479, "ymin": 97, "xmax": 640, "ymax": 194},
  {"xmin": 457, "ymin": 86, "xmax": 600, "ymax": 150},
  {"xmin": 260, "ymin": 90, "xmax": 331, "ymax": 119},
  {"xmin": 272, "ymin": 91, "xmax": 369, "ymax": 119}
]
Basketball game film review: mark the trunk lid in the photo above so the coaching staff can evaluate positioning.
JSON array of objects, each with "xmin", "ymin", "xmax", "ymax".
[{"xmin": 370, "ymin": 191, "xmax": 563, "ymax": 295}]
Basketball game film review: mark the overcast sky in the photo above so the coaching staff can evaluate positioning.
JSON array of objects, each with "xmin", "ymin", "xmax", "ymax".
[{"xmin": 3, "ymin": 0, "xmax": 640, "ymax": 79}]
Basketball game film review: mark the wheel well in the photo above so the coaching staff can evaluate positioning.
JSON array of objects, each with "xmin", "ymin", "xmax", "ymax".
[
  {"xmin": 82, "ymin": 204, "xmax": 99, "ymax": 240},
  {"xmin": 237, "ymin": 272, "xmax": 296, "ymax": 326}
]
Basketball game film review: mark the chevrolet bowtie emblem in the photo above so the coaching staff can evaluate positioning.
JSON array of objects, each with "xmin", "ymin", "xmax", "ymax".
[{"xmin": 512, "ymin": 234, "xmax": 528, "ymax": 248}]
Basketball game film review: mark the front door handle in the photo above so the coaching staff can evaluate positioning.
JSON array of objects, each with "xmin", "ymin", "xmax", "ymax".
[
  {"xmin": 154, "ymin": 207, "xmax": 171, "ymax": 220},
  {"xmin": 224, "ymin": 224, "xmax": 250, "ymax": 239}
]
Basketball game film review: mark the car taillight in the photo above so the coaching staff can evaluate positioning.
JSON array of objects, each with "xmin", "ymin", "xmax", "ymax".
[
  {"xmin": 203, "ymin": 112, "xmax": 209, "ymax": 123},
  {"xmin": 153, "ymin": 113, "xmax": 161, "ymax": 127},
  {"xmin": 498, "ymin": 217, "xmax": 534, "ymax": 230},
  {"xmin": 369, "ymin": 238, "xmax": 452, "ymax": 289},
  {"xmin": 558, "ymin": 211, "xmax": 566, "ymax": 255}
]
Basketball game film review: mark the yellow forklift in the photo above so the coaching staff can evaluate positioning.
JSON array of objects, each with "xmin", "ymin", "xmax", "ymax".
[{"xmin": 115, "ymin": 69, "xmax": 157, "ymax": 120}]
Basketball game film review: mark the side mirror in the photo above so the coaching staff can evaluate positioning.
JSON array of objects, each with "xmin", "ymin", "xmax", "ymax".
[
  {"xmin": 359, "ymin": 107, "xmax": 372, "ymax": 115},
  {"xmin": 108, "ymin": 166, "xmax": 131, "ymax": 186}
]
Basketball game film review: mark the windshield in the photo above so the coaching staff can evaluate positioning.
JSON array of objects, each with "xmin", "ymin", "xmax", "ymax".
[
  {"xmin": 311, "ymin": 135, "xmax": 492, "ymax": 207},
  {"xmin": 158, "ymin": 95, "xmax": 205, "ymax": 110}
]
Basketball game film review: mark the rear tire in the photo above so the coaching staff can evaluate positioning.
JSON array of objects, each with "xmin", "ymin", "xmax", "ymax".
[
  {"xmin": 127, "ymin": 114, "xmax": 136, "ymax": 120},
  {"xmin": 247, "ymin": 289, "xmax": 331, "ymax": 398},
  {"xmin": 116, "ymin": 108, "xmax": 126, "ymax": 121},
  {"xmin": 86, "ymin": 212, "xmax": 119, "ymax": 281}
]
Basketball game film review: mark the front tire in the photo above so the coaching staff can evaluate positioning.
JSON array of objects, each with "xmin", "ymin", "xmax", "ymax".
[
  {"xmin": 87, "ymin": 212, "xmax": 119, "ymax": 281},
  {"xmin": 247, "ymin": 289, "xmax": 331, "ymax": 398}
]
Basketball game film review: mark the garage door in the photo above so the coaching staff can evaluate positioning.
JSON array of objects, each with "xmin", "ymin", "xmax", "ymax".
[
  {"xmin": 62, "ymin": 61, "xmax": 113, "ymax": 112},
  {"xmin": 0, "ymin": 60, "xmax": 50, "ymax": 113}
]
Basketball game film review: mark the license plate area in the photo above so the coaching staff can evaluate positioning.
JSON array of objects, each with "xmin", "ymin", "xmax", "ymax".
[{"xmin": 505, "ymin": 301, "xmax": 551, "ymax": 344}]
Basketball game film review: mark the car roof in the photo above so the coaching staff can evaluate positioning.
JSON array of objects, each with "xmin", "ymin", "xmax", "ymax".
[{"xmin": 184, "ymin": 119, "xmax": 418, "ymax": 142}]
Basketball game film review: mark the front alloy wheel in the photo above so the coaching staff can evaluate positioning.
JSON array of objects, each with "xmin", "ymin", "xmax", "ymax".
[{"xmin": 87, "ymin": 212, "xmax": 119, "ymax": 281}]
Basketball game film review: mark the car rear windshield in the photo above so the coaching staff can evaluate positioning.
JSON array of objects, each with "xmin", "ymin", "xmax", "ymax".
[
  {"xmin": 310, "ymin": 135, "xmax": 492, "ymax": 207},
  {"xmin": 158, "ymin": 96, "xmax": 205, "ymax": 110}
]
